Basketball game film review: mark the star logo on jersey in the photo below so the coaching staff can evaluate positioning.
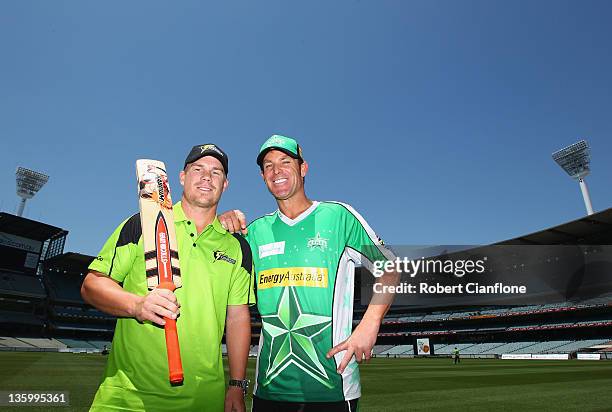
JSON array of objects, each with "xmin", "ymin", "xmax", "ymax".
[
  {"xmin": 260, "ymin": 287, "xmax": 333, "ymax": 387},
  {"xmin": 307, "ymin": 232, "xmax": 328, "ymax": 251}
]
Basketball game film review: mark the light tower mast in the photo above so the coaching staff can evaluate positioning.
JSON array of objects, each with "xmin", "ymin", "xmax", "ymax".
[
  {"xmin": 552, "ymin": 140, "xmax": 594, "ymax": 215},
  {"xmin": 15, "ymin": 167, "xmax": 49, "ymax": 217}
]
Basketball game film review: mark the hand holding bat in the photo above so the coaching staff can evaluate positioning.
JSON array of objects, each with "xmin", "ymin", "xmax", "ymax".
[{"xmin": 133, "ymin": 288, "xmax": 181, "ymax": 326}]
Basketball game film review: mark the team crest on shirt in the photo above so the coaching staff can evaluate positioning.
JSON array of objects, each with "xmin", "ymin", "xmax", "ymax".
[
  {"xmin": 307, "ymin": 232, "xmax": 328, "ymax": 251},
  {"xmin": 213, "ymin": 250, "xmax": 236, "ymax": 265}
]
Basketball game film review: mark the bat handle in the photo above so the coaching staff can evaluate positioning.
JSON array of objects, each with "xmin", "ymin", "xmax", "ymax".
[{"xmin": 158, "ymin": 282, "xmax": 184, "ymax": 384}]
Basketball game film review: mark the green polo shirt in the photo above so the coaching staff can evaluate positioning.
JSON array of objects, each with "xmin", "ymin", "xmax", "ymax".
[{"xmin": 88, "ymin": 202, "xmax": 254, "ymax": 412}]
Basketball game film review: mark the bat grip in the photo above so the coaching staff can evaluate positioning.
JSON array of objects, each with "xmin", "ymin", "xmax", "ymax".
[{"xmin": 158, "ymin": 282, "xmax": 183, "ymax": 384}]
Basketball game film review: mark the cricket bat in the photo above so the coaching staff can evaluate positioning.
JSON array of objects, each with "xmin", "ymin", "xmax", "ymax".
[{"xmin": 136, "ymin": 159, "xmax": 184, "ymax": 384}]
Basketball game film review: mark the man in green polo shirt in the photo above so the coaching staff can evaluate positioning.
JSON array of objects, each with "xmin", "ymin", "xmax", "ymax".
[
  {"xmin": 453, "ymin": 347, "xmax": 460, "ymax": 364},
  {"xmin": 220, "ymin": 135, "xmax": 397, "ymax": 412},
  {"xmin": 82, "ymin": 144, "xmax": 254, "ymax": 412}
]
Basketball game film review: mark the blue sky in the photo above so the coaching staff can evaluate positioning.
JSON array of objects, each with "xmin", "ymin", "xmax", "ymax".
[{"xmin": 1, "ymin": 1, "xmax": 611, "ymax": 256}]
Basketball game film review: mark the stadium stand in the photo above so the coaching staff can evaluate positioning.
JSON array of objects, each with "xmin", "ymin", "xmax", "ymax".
[
  {"xmin": 405, "ymin": 339, "xmax": 612, "ymax": 355},
  {"xmin": 17, "ymin": 338, "xmax": 66, "ymax": 349},
  {"xmin": 0, "ymin": 310, "xmax": 43, "ymax": 326},
  {"xmin": 57, "ymin": 339, "xmax": 96, "ymax": 349},
  {"xmin": 381, "ymin": 345, "xmax": 413, "ymax": 355},
  {"xmin": 461, "ymin": 342, "xmax": 505, "ymax": 354},
  {"xmin": 44, "ymin": 253, "xmax": 93, "ymax": 304},
  {"xmin": 1, "ymin": 205, "xmax": 611, "ymax": 362},
  {"xmin": 87, "ymin": 340, "xmax": 112, "ymax": 350},
  {"xmin": 373, "ymin": 345, "xmax": 395, "ymax": 354},
  {"xmin": 436, "ymin": 343, "xmax": 475, "ymax": 355},
  {"xmin": 0, "ymin": 337, "xmax": 37, "ymax": 348},
  {"xmin": 549, "ymin": 339, "xmax": 609, "ymax": 353},
  {"xmin": 0, "ymin": 213, "xmax": 116, "ymax": 349},
  {"xmin": 370, "ymin": 210, "xmax": 612, "ymax": 359},
  {"xmin": 0, "ymin": 272, "xmax": 46, "ymax": 298}
]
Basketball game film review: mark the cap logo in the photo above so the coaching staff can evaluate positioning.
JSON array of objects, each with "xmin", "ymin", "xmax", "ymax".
[
  {"xmin": 200, "ymin": 144, "xmax": 223, "ymax": 156},
  {"xmin": 267, "ymin": 136, "xmax": 285, "ymax": 146}
]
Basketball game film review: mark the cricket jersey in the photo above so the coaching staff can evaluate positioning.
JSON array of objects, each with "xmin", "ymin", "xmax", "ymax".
[
  {"xmin": 88, "ymin": 202, "xmax": 254, "ymax": 411},
  {"xmin": 246, "ymin": 201, "xmax": 394, "ymax": 402}
]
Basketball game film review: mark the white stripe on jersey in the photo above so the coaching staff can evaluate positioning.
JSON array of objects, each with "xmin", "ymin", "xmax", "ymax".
[{"xmin": 324, "ymin": 201, "xmax": 396, "ymax": 262}]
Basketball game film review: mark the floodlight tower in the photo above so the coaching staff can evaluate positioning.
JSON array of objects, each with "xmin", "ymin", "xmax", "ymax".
[
  {"xmin": 15, "ymin": 167, "xmax": 49, "ymax": 217},
  {"xmin": 552, "ymin": 140, "xmax": 594, "ymax": 215}
]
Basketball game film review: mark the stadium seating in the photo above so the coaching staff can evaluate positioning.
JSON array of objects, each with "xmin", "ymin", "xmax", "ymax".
[
  {"xmin": 393, "ymin": 315, "xmax": 423, "ymax": 322},
  {"xmin": 479, "ymin": 308, "xmax": 510, "ymax": 315},
  {"xmin": 549, "ymin": 339, "xmax": 609, "ymax": 353},
  {"xmin": 435, "ymin": 343, "xmax": 475, "ymax": 355},
  {"xmin": 57, "ymin": 339, "xmax": 97, "ymax": 349},
  {"xmin": 0, "ymin": 337, "xmax": 36, "ymax": 348},
  {"xmin": 424, "ymin": 340, "xmax": 612, "ymax": 355},
  {"xmin": 522, "ymin": 341, "xmax": 572, "ymax": 353},
  {"xmin": 14, "ymin": 338, "xmax": 66, "ymax": 349},
  {"xmin": 421, "ymin": 313, "xmax": 454, "ymax": 321},
  {"xmin": 373, "ymin": 345, "xmax": 395, "ymax": 354},
  {"xmin": 87, "ymin": 340, "xmax": 112, "ymax": 350},
  {"xmin": 434, "ymin": 343, "xmax": 448, "ymax": 352},
  {"xmin": 0, "ymin": 272, "xmax": 46, "ymax": 298},
  {"xmin": 0, "ymin": 310, "xmax": 43, "ymax": 326},
  {"xmin": 461, "ymin": 342, "xmax": 505, "ymax": 354},
  {"xmin": 380, "ymin": 345, "xmax": 412, "ymax": 355},
  {"xmin": 44, "ymin": 271, "xmax": 83, "ymax": 303}
]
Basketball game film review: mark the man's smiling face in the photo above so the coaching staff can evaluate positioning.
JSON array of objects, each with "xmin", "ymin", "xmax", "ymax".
[
  {"xmin": 261, "ymin": 149, "xmax": 307, "ymax": 201},
  {"xmin": 180, "ymin": 156, "xmax": 228, "ymax": 208}
]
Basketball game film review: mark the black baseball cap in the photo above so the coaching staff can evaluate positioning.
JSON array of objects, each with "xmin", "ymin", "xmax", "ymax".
[{"xmin": 184, "ymin": 144, "xmax": 229, "ymax": 175}]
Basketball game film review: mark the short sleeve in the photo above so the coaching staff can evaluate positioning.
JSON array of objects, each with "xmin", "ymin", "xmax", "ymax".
[
  {"xmin": 88, "ymin": 214, "xmax": 141, "ymax": 283},
  {"xmin": 340, "ymin": 203, "xmax": 395, "ymax": 272},
  {"xmin": 227, "ymin": 233, "xmax": 256, "ymax": 306}
]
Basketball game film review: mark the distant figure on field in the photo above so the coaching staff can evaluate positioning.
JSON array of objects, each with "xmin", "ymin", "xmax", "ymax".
[{"xmin": 453, "ymin": 347, "xmax": 460, "ymax": 364}]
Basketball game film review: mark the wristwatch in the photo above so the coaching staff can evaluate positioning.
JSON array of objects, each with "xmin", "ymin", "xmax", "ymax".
[{"xmin": 228, "ymin": 379, "xmax": 249, "ymax": 395}]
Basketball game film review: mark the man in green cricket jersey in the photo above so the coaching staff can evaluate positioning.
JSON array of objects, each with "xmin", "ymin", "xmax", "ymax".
[
  {"xmin": 221, "ymin": 135, "xmax": 397, "ymax": 412},
  {"xmin": 82, "ymin": 144, "xmax": 254, "ymax": 412}
]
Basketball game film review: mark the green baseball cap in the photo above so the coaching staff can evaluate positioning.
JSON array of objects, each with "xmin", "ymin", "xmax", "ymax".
[{"xmin": 256, "ymin": 134, "xmax": 303, "ymax": 167}]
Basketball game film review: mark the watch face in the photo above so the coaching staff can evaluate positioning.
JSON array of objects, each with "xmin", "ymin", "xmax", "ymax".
[{"xmin": 230, "ymin": 379, "xmax": 249, "ymax": 393}]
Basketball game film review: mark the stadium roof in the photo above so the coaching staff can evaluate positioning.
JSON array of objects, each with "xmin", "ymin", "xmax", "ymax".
[
  {"xmin": 0, "ymin": 212, "xmax": 67, "ymax": 242},
  {"xmin": 498, "ymin": 207, "xmax": 612, "ymax": 245},
  {"xmin": 44, "ymin": 252, "xmax": 96, "ymax": 273}
]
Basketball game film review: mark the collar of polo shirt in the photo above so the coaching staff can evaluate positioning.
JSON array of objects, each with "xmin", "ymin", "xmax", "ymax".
[{"xmin": 173, "ymin": 201, "xmax": 226, "ymax": 234}]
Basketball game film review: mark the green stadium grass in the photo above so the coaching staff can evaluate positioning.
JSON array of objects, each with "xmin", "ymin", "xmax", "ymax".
[{"xmin": 1, "ymin": 353, "xmax": 611, "ymax": 411}]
